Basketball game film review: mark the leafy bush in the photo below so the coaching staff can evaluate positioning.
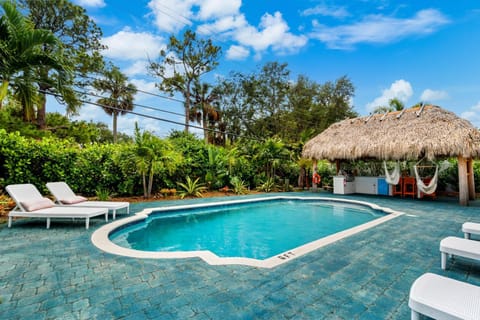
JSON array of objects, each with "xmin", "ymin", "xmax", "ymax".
[
  {"xmin": 177, "ymin": 176, "xmax": 207, "ymax": 198},
  {"xmin": 230, "ymin": 176, "xmax": 248, "ymax": 194},
  {"xmin": 257, "ymin": 178, "xmax": 278, "ymax": 193}
]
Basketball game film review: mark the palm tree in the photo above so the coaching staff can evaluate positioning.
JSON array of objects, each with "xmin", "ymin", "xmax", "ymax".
[
  {"xmin": 133, "ymin": 123, "xmax": 181, "ymax": 198},
  {"xmin": 373, "ymin": 97, "xmax": 405, "ymax": 114},
  {"xmin": 191, "ymin": 81, "xmax": 220, "ymax": 143},
  {"xmin": 0, "ymin": 1, "xmax": 69, "ymax": 120},
  {"xmin": 93, "ymin": 65, "xmax": 136, "ymax": 143}
]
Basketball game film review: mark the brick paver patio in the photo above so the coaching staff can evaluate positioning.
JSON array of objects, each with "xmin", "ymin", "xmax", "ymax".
[{"xmin": 1, "ymin": 192, "xmax": 479, "ymax": 319}]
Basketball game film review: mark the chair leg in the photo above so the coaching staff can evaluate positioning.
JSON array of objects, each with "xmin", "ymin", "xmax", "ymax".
[
  {"xmin": 411, "ymin": 310, "xmax": 420, "ymax": 320},
  {"xmin": 465, "ymin": 232, "xmax": 471, "ymax": 239},
  {"xmin": 8, "ymin": 216, "xmax": 12, "ymax": 228},
  {"xmin": 441, "ymin": 252, "xmax": 447, "ymax": 270},
  {"xmin": 113, "ymin": 209, "xmax": 116, "ymax": 220},
  {"xmin": 86, "ymin": 217, "xmax": 90, "ymax": 229},
  {"xmin": 46, "ymin": 218, "xmax": 51, "ymax": 229}
]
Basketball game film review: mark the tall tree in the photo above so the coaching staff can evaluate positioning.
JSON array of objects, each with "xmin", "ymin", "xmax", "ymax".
[
  {"xmin": 148, "ymin": 29, "xmax": 222, "ymax": 133},
  {"xmin": 0, "ymin": 1, "xmax": 69, "ymax": 120},
  {"xmin": 253, "ymin": 62, "xmax": 291, "ymax": 137},
  {"xmin": 93, "ymin": 65, "xmax": 136, "ymax": 143},
  {"xmin": 317, "ymin": 76, "xmax": 357, "ymax": 130},
  {"xmin": 191, "ymin": 80, "xmax": 221, "ymax": 143},
  {"xmin": 20, "ymin": 0, "xmax": 106, "ymax": 129}
]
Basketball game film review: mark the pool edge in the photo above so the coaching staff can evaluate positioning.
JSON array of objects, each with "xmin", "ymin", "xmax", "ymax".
[{"xmin": 91, "ymin": 196, "xmax": 404, "ymax": 269}]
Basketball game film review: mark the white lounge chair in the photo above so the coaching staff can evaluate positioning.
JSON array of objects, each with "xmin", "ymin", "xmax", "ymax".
[
  {"xmin": 409, "ymin": 273, "xmax": 480, "ymax": 320},
  {"xmin": 462, "ymin": 222, "xmax": 480, "ymax": 239},
  {"xmin": 46, "ymin": 182, "xmax": 129, "ymax": 219},
  {"xmin": 6, "ymin": 184, "xmax": 108, "ymax": 229},
  {"xmin": 440, "ymin": 236, "xmax": 480, "ymax": 270}
]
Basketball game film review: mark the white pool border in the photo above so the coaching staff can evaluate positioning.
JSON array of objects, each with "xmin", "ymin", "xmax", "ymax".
[{"xmin": 91, "ymin": 196, "xmax": 404, "ymax": 269}]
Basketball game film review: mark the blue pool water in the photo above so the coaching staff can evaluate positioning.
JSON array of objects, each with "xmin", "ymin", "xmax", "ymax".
[{"xmin": 110, "ymin": 199, "xmax": 385, "ymax": 260}]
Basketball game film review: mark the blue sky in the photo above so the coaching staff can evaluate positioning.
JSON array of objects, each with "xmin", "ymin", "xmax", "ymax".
[{"xmin": 62, "ymin": 0, "xmax": 480, "ymax": 137}]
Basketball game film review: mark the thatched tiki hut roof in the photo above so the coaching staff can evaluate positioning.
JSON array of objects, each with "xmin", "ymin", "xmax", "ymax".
[{"xmin": 302, "ymin": 105, "xmax": 480, "ymax": 205}]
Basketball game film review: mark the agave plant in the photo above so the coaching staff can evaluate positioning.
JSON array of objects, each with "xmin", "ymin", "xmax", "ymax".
[
  {"xmin": 177, "ymin": 176, "xmax": 207, "ymax": 199},
  {"xmin": 257, "ymin": 178, "xmax": 277, "ymax": 193},
  {"xmin": 230, "ymin": 176, "xmax": 248, "ymax": 195},
  {"xmin": 95, "ymin": 188, "xmax": 110, "ymax": 201}
]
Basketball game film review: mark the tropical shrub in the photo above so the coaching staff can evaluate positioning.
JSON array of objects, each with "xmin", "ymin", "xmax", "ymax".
[
  {"xmin": 230, "ymin": 176, "xmax": 248, "ymax": 195},
  {"xmin": 177, "ymin": 176, "xmax": 207, "ymax": 199},
  {"xmin": 257, "ymin": 178, "xmax": 277, "ymax": 193},
  {"xmin": 95, "ymin": 188, "xmax": 110, "ymax": 201}
]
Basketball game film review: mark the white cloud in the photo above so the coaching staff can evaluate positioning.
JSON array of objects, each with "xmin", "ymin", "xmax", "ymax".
[
  {"xmin": 129, "ymin": 78, "xmax": 159, "ymax": 102},
  {"xmin": 124, "ymin": 60, "xmax": 150, "ymax": 77},
  {"xmin": 74, "ymin": 0, "xmax": 105, "ymax": 8},
  {"xmin": 461, "ymin": 101, "xmax": 480, "ymax": 128},
  {"xmin": 197, "ymin": 0, "xmax": 241, "ymax": 20},
  {"xmin": 147, "ymin": 1, "xmax": 305, "ymax": 57},
  {"xmin": 72, "ymin": 104, "xmax": 106, "ymax": 123},
  {"xmin": 102, "ymin": 28, "xmax": 165, "ymax": 61},
  {"xmin": 233, "ymin": 12, "xmax": 307, "ymax": 55},
  {"xmin": 366, "ymin": 80, "xmax": 413, "ymax": 112},
  {"xmin": 226, "ymin": 45, "xmax": 249, "ymax": 60},
  {"xmin": 148, "ymin": 0, "xmax": 195, "ymax": 33},
  {"xmin": 301, "ymin": 5, "xmax": 350, "ymax": 19},
  {"xmin": 148, "ymin": 0, "xmax": 241, "ymax": 33},
  {"xmin": 420, "ymin": 89, "xmax": 449, "ymax": 102},
  {"xmin": 197, "ymin": 14, "xmax": 247, "ymax": 35},
  {"xmin": 311, "ymin": 9, "xmax": 449, "ymax": 49}
]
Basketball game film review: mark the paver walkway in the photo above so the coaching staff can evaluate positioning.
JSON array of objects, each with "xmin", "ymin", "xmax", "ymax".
[{"xmin": 1, "ymin": 192, "xmax": 480, "ymax": 319}]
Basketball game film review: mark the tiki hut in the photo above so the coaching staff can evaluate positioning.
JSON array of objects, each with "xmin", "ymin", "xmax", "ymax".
[{"xmin": 302, "ymin": 105, "xmax": 480, "ymax": 205}]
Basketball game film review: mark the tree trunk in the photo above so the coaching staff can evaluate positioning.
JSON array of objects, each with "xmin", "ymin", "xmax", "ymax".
[
  {"xmin": 113, "ymin": 112, "xmax": 118, "ymax": 143},
  {"xmin": 147, "ymin": 168, "xmax": 154, "ymax": 198},
  {"xmin": 36, "ymin": 92, "xmax": 47, "ymax": 129},
  {"xmin": 142, "ymin": 173, "xmax": 148, "ymax": 198},
  {"xmin": 184, "ymin": 88, "xmax": 190, "ymax": 133},
  {"xmin": 203, "ymin": 108, "xmax": 208, "ymax": 143}
]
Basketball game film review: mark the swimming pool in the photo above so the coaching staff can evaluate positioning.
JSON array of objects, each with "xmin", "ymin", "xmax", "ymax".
[{"xmin": 92, "ymin": 196, "xmax": 403, "ymax": 268}]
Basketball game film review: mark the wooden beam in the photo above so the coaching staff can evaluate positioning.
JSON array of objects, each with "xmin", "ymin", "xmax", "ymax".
[
  {"xmin": 467, "ymin": 158, "xmax": 476, "ymax": 200},
  {"xmin": 458, "ymin": 156, "xmax": 469, "ymax": 206}
]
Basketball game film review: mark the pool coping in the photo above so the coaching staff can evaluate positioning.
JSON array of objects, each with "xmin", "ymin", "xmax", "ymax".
[{"xmin": 91, "ymin": 196, "xmax": 404, "ymax": 269}]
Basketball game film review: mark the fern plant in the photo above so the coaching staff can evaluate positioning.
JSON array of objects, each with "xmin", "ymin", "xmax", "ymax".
[{"xmin": 177, "ymin": 176, "xmax": 207, "ymax": 199}]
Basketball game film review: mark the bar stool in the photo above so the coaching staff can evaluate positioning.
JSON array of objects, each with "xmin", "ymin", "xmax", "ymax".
[
  {"xmin": 403, "ymin": 176, "xmax": 416, "ymax": 198},
  {"xmin": 392, "ymin": 177, "xmax": 403, "ymax": 196}
]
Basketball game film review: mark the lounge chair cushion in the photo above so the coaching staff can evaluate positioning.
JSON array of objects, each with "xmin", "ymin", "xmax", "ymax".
[
  {"xmin": 60, "ymin": 195, "xmax": 87, "ymax": 204},
  {"xmin": 21, "ymin": 197, "xmax": 54, "ymax": 211}
]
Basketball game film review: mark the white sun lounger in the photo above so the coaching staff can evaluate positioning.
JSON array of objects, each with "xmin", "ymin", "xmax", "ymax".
[
  {"xmin": 6, "ymin": 184, "xmax": 108, "ymax": 229},
  {"xmin": 440, "ymin": 236, "xmax": 480, "ymax": 270},
  {"xmin": 462, "ymin": 222, "xmax": 480, "ymax": 239},
  {"xmin": 409, "ymin": 273, "xmax": 480, "ymax": 320},
  {"xmin": 46, "ymin": 182, "xmax": 129, "ymax": 219}
]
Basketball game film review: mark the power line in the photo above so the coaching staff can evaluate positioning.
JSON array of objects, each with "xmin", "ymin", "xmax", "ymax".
[
  {"xmin": 40, "ymin": 89, "xmax": 264, "ymax": 142},
  {"xmin": 72, "ymin": 88, "xmax": 185, "ymax": 117}
]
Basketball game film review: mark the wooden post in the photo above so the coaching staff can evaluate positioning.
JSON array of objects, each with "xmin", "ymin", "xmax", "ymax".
[
  {"xmin": 467, "ymin": 158, "xmax": 476, "ymax": 200},
  {"xmin": 335, "ymin": 160, "xmax": 341, "ymax": 175},
  {"xmin": 458, "ymin": 156, "xmax": 469, "ymax": 206}
]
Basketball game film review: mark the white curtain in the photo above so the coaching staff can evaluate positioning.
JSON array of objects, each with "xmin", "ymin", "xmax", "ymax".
[{"xmin": 383, "ymin": 161, "xmax": 400, "ymax": 185}]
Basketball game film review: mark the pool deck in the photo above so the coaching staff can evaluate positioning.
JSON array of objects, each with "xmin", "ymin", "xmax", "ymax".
[{"xmin": 1, "ymin": 192, "xmax": 480, "ymax": 319}]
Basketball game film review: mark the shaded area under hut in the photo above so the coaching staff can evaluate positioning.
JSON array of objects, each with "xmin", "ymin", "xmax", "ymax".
[{"xmin": 302, "ymin": 105, "xmax": 480, "ymax": 205}]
